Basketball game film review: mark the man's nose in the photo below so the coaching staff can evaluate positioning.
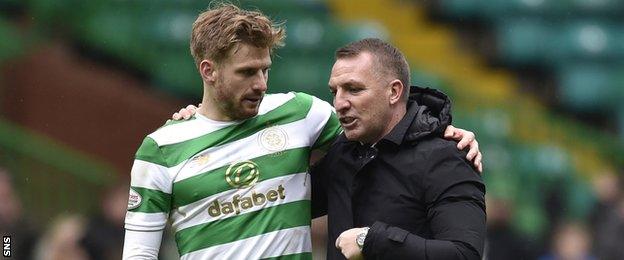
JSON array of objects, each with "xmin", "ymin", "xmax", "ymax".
[
  {"xmin": 253, "ymin": 73, "xmax": 268, "ymax": 92},
  {"xmin": 333, "ymin": 91, "xmax": 350, "ymax": 112}
]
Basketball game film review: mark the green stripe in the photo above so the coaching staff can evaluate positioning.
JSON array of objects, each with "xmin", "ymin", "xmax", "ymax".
[
  {"xmin": 135, "ymin": 137, "xmax": 167, "ymax": 166},
  {"xmin": 172, "ymin": 147, "xmax": 309, "ymax": 207},
  {"xmin": 176, "ymin": 200, "xmax": 311, "ymax": 255},
  {"xmin": 161, "ymin": 93, "xmax": 313, "ymax": 167},
  {"xmin": 311, "ymin": 111, "xmax": 341, "ymax": 151},
  {"xmin": 129, "ymin": 187, "xmax": 172, "ymax": 213},
  {"xmin": 261, "ymin": 252, "xmax": 313, "ymax": 260}
]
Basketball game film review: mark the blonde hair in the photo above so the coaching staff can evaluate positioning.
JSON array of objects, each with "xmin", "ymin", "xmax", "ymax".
[{"xmin": 190, "ymin": 3, "xmax": 285, "ymax": 66}]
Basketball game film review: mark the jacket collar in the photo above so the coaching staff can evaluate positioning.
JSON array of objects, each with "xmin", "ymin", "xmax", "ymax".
[{"xmin": 379, "ymin": 100, "xmax": 419, "ymax": 146}]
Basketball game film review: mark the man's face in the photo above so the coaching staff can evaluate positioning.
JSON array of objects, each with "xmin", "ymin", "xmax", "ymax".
[
  {"xmin": 328, "ymin": 52, "xmax": 393, "ymax": 144},
  {"xmin": 212, "ymin": 44, "xmax": 271, "ymax": 120}
]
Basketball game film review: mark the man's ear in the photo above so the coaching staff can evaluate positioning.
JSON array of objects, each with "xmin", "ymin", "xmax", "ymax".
[
  {"xmin": 199, "ymin": 60, "xmax": 217, "ymax": 83},
  {"xmin": 388, "ymin": 79, "xmax": 404, "ymax": 105}
]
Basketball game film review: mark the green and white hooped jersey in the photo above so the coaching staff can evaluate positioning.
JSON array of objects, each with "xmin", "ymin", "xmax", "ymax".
[{"xmin": 125, "ymin": 92, "xmax": 341, "ymax": 259}]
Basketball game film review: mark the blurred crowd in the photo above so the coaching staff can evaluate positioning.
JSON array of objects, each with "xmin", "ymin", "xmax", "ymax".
[
  {"xmin": 486, "ymin": 172, "xmax": 624, "ymax": 260},
  {"xmin": 1, "ymin": 167, "xmax": 127, "ymax": 260},
  {"xmin": 2, "ymin": 165, "xmax": 624, "ymax": 259}
]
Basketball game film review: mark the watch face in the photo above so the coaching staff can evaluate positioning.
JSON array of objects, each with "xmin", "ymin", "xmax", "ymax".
[{"xmin": 357, "ymin": 233, "xmax": 366, "ymax": 247}]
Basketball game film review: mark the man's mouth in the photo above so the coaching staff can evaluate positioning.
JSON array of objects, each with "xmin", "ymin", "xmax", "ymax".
[
  {"xmin": 339, "ymin": 116, "xmax": 357, "ymax": 128},
  {"xmin": 243, "ymin": 96, "xmax": 262, "ymax": 105}
]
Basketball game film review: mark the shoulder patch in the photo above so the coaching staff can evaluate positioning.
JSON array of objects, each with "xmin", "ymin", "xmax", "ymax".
[{"xmin": 128, "ymin": 188, "xmax": 143, "ymax": 210}]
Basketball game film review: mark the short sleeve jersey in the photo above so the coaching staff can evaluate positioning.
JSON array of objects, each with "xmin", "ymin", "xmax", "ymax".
[{"xmin": 125, "ymin": 92, "xmax": 341, "ymax": 259}]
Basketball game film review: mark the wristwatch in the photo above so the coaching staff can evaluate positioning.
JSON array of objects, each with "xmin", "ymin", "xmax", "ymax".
[{"xmin": 356, "ymin": 227, "xmax": 370, "ymax": 249}]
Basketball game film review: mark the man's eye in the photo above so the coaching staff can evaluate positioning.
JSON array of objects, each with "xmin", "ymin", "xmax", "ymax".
[{"xmin": 241, "ymin": 69, "xmax": 255, "ymax": 76}]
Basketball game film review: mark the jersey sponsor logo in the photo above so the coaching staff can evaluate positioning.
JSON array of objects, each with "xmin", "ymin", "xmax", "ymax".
[
  {"xmin": 208, "ymin": 185, "xmax": 286, "ymax": 217},
  {"xmin": 258, "ymin": 126, "xmax": 288, "ymax": 153},
  {"xmin": 128, "ymin": 188, "xmax": 142, "ymax": 210},
  {"xmin": 225, "ymin": 160, "xmax": 260, "ymax": 189}
]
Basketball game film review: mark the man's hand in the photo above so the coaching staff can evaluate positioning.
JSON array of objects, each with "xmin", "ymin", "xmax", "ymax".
[
  {"xmin": 335, "ymin": 228, "xmax": 366, "ymax": 260},
  {"xmin": 444, "ymin": 125, "xmax": 483, "ymax": 173},
  {"xmin": 172, "ymin": 104, "xmax": 200, "ymax": 120}
]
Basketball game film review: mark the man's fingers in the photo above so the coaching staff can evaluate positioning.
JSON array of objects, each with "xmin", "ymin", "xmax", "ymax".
[
  {"xmin": 186, "ymin": 104, "xmax": 197, "ymax": 111},
  {"xmin": 444, "ymin": 125, "xmax": 456, "ymax": 138},
  {"xmin": 466, "ymin": 142, "xmax": 479, "ymax": 160},
  {"xmin": 475, "ymin": 152, "xmax": 483, "ymax": 173},
  {"xmin": 335, "ymin": 236, "xmax": 341, "ymax": 249},
  {"xmin": 177, "ymin": 108, "xmax": 192, "ymax": 119},
  {"xmin": 343, "ymin": 249, "xmax": 352, "ymax": 259},
  {"xmin": 457, "ymin": 134, "xmax": 474, "ymax": 150},
  {"xmin": 176, "ymin": 104, "xmax": 199, "ymax": 120},
  {"xmin": 172, "ymin": 112, "xmax": 181, "ymax": 120}
]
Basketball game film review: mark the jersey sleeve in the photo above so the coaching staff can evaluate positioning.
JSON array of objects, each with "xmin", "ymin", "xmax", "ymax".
[
  {"xmin": 122, "ymin": 229, "xmax": 163, "ymax": 259},
  {"xmin": 303, "ymin": 94, "xmax": 342, "ymax": 151},
  {"xmin": 125, "ymin": 136, "xmax": 173, "ymax": 232}
]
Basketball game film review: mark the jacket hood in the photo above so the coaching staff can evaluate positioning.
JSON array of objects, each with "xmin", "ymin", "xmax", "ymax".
[{"xmin": 403, "ymin": 85, "xmax": 452, "ymax": 142}]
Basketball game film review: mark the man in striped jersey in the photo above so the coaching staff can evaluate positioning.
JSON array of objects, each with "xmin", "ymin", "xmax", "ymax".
[
  {"xmin": 123, "ymin": 4, "xmax": 339, "ymax": 259},
  {"xmin": 124, "ymin": 4, "xmax": 482, "ymax": 260}
]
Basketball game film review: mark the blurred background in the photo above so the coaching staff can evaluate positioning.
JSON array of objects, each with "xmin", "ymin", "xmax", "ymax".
[{"xmin": 1, "ymin": 0, "xmax": 624, "ymax": 259}]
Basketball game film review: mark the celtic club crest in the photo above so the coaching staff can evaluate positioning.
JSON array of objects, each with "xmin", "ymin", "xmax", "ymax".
[
  {"xmin": 225, "ymin": 161, "xmax": 260, "ymax": 188},
  {"xmin": 258, "ymin": 126, "xmax": 288, "ymax": 152}
]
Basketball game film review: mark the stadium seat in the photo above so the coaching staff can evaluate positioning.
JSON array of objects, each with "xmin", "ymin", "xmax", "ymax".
[
  {"xmin": 549, "ymin": 21, "xmax": 624, "ymax": 62},
  {"xmin": 570, "ymin": 0, "xmax": 624, "ymax": 16},
  {"xmin": 557, "ymin": 64, "xmax": 621, "ymax": 111},
  {"xmin": 268, "ymin": 55, "xmax": 334, "ymax": 102},
  {"xmin": 496, "ymin": 18, "xmax": 551, "ymax": 65},
  {"xmin": 439, "ymin": 0, "xmax": 623, "ymax": 19},
  {"xmin": 281, "ymin": 17, "xmax": 347, "ymax": 55},
  {"xmin": 497, "ymin": 19, "xmax": 624, "ymax": 65},
  {"xmin": 437, "ymin": 0, "xmax": 484, "ymax": 19}
]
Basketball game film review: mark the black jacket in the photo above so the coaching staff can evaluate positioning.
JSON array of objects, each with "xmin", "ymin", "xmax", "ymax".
[{"xmin": 312, "ymin": 86, "xmax": 486, "ymax": 259}]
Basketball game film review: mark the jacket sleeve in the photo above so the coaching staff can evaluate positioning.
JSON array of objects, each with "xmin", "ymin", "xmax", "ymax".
[{"xmin": 362, "ymin": 144, "xmax": 486, "ymax": 260}]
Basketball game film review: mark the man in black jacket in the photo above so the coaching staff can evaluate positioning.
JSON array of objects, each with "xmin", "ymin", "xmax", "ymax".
[{"xmin": 313, "ymin": 38, "xmax": 486, "ymax": 259}]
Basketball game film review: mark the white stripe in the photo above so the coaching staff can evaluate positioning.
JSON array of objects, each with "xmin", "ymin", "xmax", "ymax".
[
  {"xmin": 125, "ymin": 211, "xmax": 168, "ymax": 231},
  {"xmin": 180, "ymin": 226, "xmax": 312, "ymax": 260},
  {"xmin": 258, "ymin": 92, "xmax": 296, "ymax": 114},
  {"xmin": 149, "ymin": 92, "xmax": 295, "ymax": 146},
  {"xmin": 130, "ymin": 160, "xmax": 173, "ymax": 193},
  {"xmin": 307, "ymin": 95, "xmax": 335, "ymax": 145},
  {"xmin": 149, "ymin": 117, "xmax": 231, "ymax": 146},
  {"xmin": 173, "ymin": 118, "xmax": 313, "ymax": 182},
  {"xmin": 171, "ymin": 172, "xmax": 310, "ymax": 232}
]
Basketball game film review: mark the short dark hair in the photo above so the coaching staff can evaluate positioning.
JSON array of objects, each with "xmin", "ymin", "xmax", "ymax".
[{"xmin": 335, "ymin": 38, "xmax": 410, "ymax": 100}]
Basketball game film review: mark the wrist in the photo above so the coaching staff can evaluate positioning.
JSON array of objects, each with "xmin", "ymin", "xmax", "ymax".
[{"xmin": 356, "ymin": 227, "xmax": 370, "ymax": 249}]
